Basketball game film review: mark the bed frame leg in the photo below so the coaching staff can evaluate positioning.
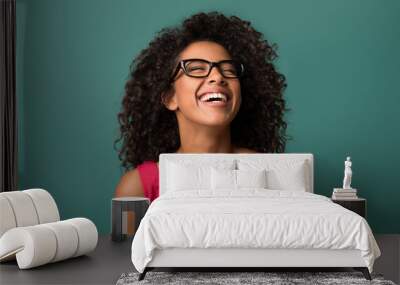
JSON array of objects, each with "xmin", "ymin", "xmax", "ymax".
[
  {"xmin": 354, "ymin": 267, "xmax": 371, "ymax": 280},
  {"xmin": 138, "ymin": 268, "xmax": 148, "ymax": 281}
]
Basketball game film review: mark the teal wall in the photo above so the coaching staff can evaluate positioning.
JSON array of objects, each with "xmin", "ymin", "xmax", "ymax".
[{"xmin": 16, "ymin": 0, "xmax": 400, "ymax": 234}]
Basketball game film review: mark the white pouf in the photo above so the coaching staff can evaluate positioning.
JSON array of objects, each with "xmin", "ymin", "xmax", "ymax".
[{"xmin": 0, "ymin": 189, "xmax": 98, "ymax": 269}]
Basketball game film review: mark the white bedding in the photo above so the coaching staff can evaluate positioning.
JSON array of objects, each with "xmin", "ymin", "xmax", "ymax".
[{"xmin": 131, "ymin": 189, "xmax": 381, "ymax": 273}]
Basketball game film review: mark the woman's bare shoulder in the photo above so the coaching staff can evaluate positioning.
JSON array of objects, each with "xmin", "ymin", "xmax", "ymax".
[{"xmin": 114, "ymin": 168, "xmax": 144, "ymax": 198}]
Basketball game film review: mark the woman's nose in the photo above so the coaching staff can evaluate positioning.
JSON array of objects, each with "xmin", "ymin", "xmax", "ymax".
[{"xmin": 206, "ymin": 66, "xmax": 226, "ymax": 85}]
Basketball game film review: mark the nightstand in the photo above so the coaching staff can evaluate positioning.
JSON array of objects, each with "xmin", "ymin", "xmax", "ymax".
[
  {"xmin": 111, "ymin": 197, "xmax": 150, "ymax": 242},
  {"xmin": 331, "ymin": 197, "xmax": 366, "ymax": 218}
]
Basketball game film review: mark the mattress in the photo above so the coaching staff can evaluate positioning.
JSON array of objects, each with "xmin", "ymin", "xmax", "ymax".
[{"xmin": 131, "ymin": 189, "xmax": 381, "ymax": 273}]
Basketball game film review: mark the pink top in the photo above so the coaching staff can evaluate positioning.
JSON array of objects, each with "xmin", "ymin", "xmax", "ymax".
[{"xmin": 137, "ymin": 161, "xmax": 159, "ymax": 202}]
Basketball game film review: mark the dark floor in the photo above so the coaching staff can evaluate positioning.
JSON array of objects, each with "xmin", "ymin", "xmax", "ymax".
[
  {"xmin": 0, "ymin": 234, "xmax": 399, "ymax": 284},
  {"xmin": 374, "ymin": 234, "xmax": 400, "ymax": 284}
]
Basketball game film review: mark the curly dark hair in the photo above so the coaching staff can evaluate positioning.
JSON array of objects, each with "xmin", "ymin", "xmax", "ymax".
[{"xmin": 115, "ymin": 11, "xmax": 289, "ymax": 170}]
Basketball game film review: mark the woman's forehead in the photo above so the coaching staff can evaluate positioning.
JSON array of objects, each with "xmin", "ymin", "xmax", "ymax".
[{"xmin": 179, "ymin": 41, "xmax": 232, "ymax": 61}]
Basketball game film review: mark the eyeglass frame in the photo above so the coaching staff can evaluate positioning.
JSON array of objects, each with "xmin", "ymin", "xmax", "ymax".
[{"xmin": 170, "ymin": 58, "xmax": 245, "ymax": 82}]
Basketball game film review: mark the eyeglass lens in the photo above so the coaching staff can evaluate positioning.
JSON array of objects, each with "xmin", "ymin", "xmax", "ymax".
[{"xmin": 184, "ymin": 60, "xmax": 241, "ymax": 78}]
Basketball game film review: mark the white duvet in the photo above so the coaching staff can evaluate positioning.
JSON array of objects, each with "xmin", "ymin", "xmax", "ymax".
[{"xmin": 131, "ymin": 189, "xmax": 381, "ymax": 273}]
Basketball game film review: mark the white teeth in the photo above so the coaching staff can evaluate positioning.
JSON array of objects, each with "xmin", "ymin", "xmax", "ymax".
[{"xmin": 199, "ymin": 93, "xmax": 228, "ymax": 102}]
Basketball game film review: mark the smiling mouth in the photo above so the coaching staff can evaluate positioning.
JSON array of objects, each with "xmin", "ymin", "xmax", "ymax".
[
  {"xmin": 198, "ymin": 98, "xmax": 231, "ymax": 108},
  {"xmin": 198, "ymin": 92, "xmax": 230, "ymax": 103}
]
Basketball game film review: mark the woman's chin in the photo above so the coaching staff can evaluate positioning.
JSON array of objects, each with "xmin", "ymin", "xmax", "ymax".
[
  {"xmin": 199, "ymin": 117, "xmax": 234, "ymax": 128},
  {"xmin": 179, "ymin": 110, "xmax": 236, "ymax": 128}
]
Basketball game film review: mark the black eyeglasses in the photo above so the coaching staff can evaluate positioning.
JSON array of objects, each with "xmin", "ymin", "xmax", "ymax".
[{"xmin": 170, "ymin": 58, "xmax": 244, "ymax": 81}]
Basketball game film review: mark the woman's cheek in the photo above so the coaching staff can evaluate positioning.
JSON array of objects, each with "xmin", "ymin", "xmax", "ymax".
[
  {"xmin": 177, "ymin": 94, "xmax": 200, "ymax": 115},
  {"xmin": 234, "ymin": 92, "xmax": 242, "ymax": 113}
]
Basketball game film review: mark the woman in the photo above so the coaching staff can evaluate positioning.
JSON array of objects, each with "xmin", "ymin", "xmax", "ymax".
[{"xmin": 114, "ymin": 11, "xmax": 288, "ymax": 203}]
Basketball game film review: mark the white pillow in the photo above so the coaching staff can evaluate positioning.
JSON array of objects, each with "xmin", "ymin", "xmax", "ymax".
[
  {"xmin": 238, "ymin": 159, "xmax": 309, "ymax": 191},
  {"xmin": 211, "ymin": 168, "xmax": 236, "ymax": 190},
  {"xmin": 266, "ymin": 163, "xmax": 307, "ymax": 191},
  {"xmin": 211, "ymin": 168, "xmax": 267, "ymax": 190},
  {"xmin": 237, "ymin": 169, "xmax": 267, "ymax": 188},
  {"xmin": 166, "ymin": 160, "xmax": 236, "ymax": 192}
]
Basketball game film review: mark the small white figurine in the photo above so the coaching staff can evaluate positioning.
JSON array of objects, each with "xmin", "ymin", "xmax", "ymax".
[{"xmin": 342, "ymin": 156, "xmax": 353, "ymax": 189}]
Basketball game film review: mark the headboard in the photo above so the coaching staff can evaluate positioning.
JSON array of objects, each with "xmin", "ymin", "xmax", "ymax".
[{"xmin": 159, "ymin": 153, "xmax": 314, "ymax": 195}]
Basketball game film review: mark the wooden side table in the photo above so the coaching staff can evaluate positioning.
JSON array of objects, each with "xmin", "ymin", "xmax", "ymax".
[
  {"xmin": 111, "ymin": 197, "xmax": 150, "ymax": 242},
  {"xmin": 331, "ymin": 197, "xmax": 366, "ymax": 218}
]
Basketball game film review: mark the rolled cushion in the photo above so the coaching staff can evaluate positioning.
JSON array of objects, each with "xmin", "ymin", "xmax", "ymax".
[
  {"xmin": 0, "ymin": 225, "xmax": 57, "ymax": 268},
  {"xmin": 0, "ymin": 189, "xmax": 60, "ymax": 238},
  {"xmin": 0, "ymin": 196, "xmax": 17, "ymax": 237},
  {"xmin": 23, "ymin": 189, "xmax": 60, "ymax": 224},
  {"xmin": 65, "ymin": 218, "xmax": 98, "ymax": 257},
  {"xmin": 0, "ymin": 191, "xmax": 39, "ymax": 227},
  {"xmin": 0, "ymin": 218, "xmax": 98, "ymax": 269},
  {"xmin": 41, "ymin": 221, "xmax": 79, "ymax": 262}
]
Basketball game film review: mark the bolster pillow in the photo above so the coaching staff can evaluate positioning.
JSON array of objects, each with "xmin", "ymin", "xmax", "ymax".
[
  {"xmin": 0, "ymin": 218, "xmax": 98, "ymax": 269},
  {"xmin": 0, "ymin": 189, "xmax": 60, "ymax": 237}
]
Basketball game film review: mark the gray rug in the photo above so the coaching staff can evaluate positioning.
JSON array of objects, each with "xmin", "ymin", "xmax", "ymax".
[{"xmin": 116, "ymin": 271, "xmax": 396, "ymax": 285}]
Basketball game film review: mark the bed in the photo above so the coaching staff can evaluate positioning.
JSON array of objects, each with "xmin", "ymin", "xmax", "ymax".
[{"xmin": 131, "ymin": 153, "xmax": 381, "ymax": 281}]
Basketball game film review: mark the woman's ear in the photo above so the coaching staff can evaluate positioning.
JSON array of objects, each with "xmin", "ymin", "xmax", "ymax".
[{"xmin": 161, "ymin": 89, "xmax": 178, "ymax": 111}]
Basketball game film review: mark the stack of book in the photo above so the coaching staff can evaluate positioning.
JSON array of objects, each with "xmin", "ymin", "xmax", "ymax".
[{"xmin": 332, "ymin": 188, "xmax": 358, "ymax": 200}]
